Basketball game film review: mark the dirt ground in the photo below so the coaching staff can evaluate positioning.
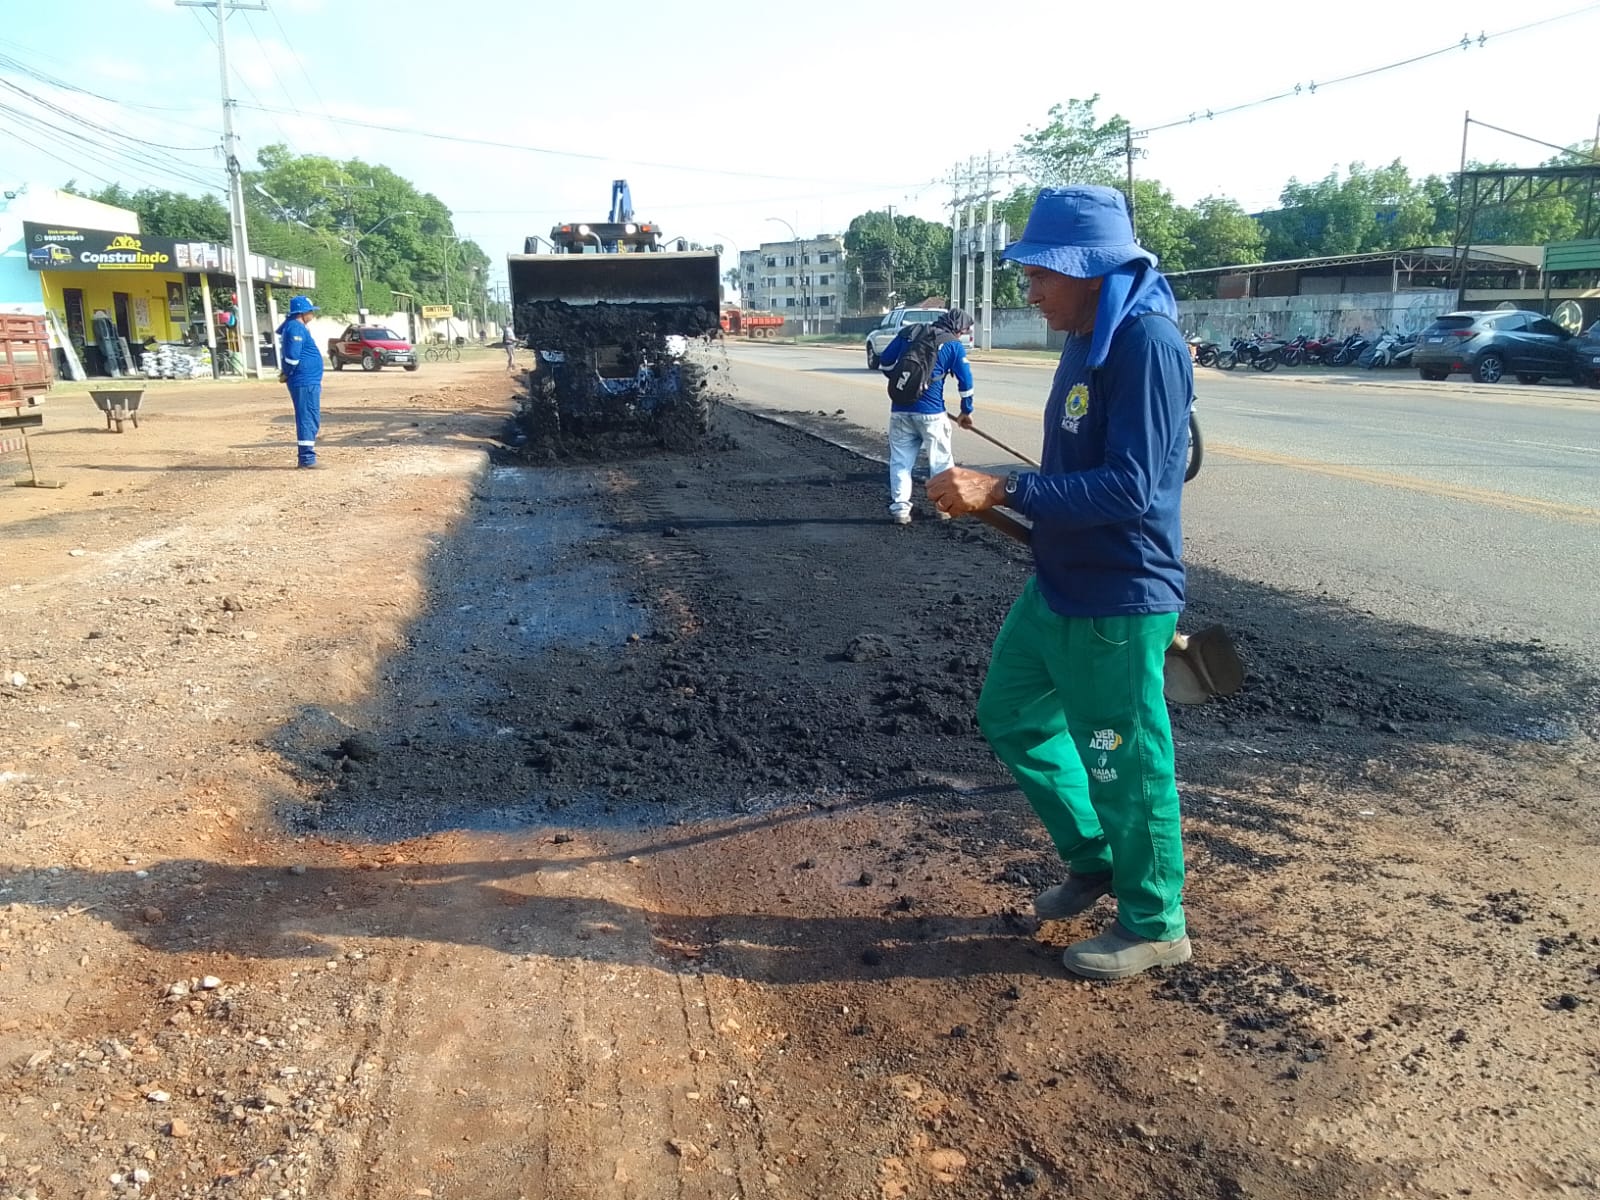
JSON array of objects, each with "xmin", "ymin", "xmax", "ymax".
[{"xmin": 1, "ymin": 359, "xmax": 1596, "ymax": 1200}]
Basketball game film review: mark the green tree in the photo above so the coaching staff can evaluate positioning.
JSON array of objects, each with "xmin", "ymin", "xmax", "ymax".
[
  {"xmin": 1128, "ymin": 178, "xmax": 1189, "ymax": 274},
  {"xmin": 1016, "ymin": 96, "xmax": 1129, "ymax": 188},
  {"xmin": 1260, "ymin": 160, "xmax": 1444, "ymax": 259},
  {"xmin": 82, "ymin": 185, "xmax": 231, "ymax": 241},
  {"xmin": 843, "ymin": 210, "xmax": 951, "ymax": 310},
  {"xmin": 1182, "ymin": 196, "xmax": 1266, "ymax": 270},
  {"xmin": 246, "ymin": 143, "xmax": 491, "ymax": 318}
]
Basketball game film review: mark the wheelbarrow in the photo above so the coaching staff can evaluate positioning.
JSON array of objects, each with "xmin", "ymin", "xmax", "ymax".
[{"xmin": 90, "ymin": 386, "xmax": 145, "ymax": 433}]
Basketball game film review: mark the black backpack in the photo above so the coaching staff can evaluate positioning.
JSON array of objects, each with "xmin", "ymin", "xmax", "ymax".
[{"xmin": 885, "ymin": 326, "xmax": 954, "ymax": 405}]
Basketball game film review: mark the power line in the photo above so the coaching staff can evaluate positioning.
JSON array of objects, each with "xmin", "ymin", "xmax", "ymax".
[
  {"xmin": 0, "ymin": 99, "xmax": 224, "ymax": 192},
  {"xmin": 264, "ymin": 1, "xmax": 353, "ymax": 159},
  {"xmin": 234, "ymin": 101, "xmax": 925, "ymax": 188},
  {"xmin": 0, "ymin": 78, "xmax": 217, "ymax": 154},
  {"xmin": 0, "ymin": 46, "xmax": 222, "ymax": 132},
  {"xmin": 0, "ymin": 125, "xmax": 118, "ymax": 188},
  {"xmin": 185, "ymin": 6, "xmax": 297, "ymax": 152},
  {"xmin": 1136, "ymin": 2, "xmax": 1600, "ymax": 136},
  {"xmin": 241, "ymin": 11, "xmax": 300, "ymax": 117}
]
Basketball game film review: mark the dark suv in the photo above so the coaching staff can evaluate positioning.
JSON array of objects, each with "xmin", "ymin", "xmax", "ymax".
[
  {"xmin": 1572, "ymin": 321, "xmax": 1600, "ymax": 388},
  {"xmin": 1413, "ymin": 310, "xmax": 1574, "ymax": 384}
]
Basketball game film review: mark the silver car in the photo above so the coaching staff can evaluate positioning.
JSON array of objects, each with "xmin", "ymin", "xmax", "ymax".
[{"xmin": 864, "ymin": 307, "xmax": 947, "ymax": 369}]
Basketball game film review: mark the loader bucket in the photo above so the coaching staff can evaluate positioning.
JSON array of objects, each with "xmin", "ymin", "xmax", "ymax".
[{"xmin": 507, "ymin": 250, "xmax": 721, "ymax": 309}]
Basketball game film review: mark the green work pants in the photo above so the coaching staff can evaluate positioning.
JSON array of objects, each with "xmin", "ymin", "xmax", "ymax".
[{"xmin": 977, "ymin": 579, "xmax": 1186, "ymax": 942}]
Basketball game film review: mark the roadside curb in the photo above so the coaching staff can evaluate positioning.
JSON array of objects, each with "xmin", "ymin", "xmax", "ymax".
[
  {"xmin": 739, "ymin": 340, "xmax": 1600, "ymax": 402},
  {"xmin": 1216, "ymin": 369, "xmax": 1600, "ymax": 402}
]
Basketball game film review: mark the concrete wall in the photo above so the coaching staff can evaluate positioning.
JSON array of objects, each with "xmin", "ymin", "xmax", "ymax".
[
  {"xmin": 1175, "ymin": 290, "xmax": 1460, "ymax": 342},
  {"xmin": 929, "ymin": 293, "xmax": 1464, "ymax": 351},
  {"xmin": 989, "ymin": 307, "xmax": 1061, "ymax": 351}
]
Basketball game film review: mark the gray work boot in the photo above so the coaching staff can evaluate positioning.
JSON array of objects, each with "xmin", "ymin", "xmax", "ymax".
[
  {"xmin": 1061, "ymin": 920, "xmax": 1192, "ymax": 980},
  {"xmin": 1032, "ymin": 870, "xmax": 1113, "ymax": 921}
]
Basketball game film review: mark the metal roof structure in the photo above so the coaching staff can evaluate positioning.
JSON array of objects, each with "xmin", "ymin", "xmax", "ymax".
[{"xmin": 1165, "ymin": 245, "xmax": 1543, "ymax": 280}]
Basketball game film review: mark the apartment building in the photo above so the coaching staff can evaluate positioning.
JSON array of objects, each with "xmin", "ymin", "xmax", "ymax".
[{"xmin": 737, "ymin": 235, "xmax": 846, "ymax": 329}]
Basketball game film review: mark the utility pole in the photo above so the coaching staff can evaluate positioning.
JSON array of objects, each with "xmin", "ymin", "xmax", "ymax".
[
  {"xmin": 324, "ymin": 178, "xmax": 377, "ymax": 317},
  {"xmin": 949, "ymin": 165, "xmax": 962, "ymax": 308},
  {"xmin": 350, "ymin": 213, "xmax": 365, "ymax": 315},
  {"xmin": 178, "ymin": 0, "xmax": 266, "ymax": 378},
  {"xmin": 884, "ymin": 204, "xmax": 895, "ymax": 309},
  {"xmin": 962, "ymin": 157, "xmax": 977, "ymax": 314},
  {"xmin": 1125, "ymin": 126, "xmax": 1137, "ymax": 238},
  {"xmin": 981, "ymin": 151, "xmax": 995, "ymax": 351},
  {"xmin": 1452, "ymin": 110, "xmax": 1472, "ymax": 311}
]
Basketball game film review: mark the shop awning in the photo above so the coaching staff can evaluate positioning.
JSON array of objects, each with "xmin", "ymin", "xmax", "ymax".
[{"xmin": 21, "ymin": 221, "xmax": 315, "ymax": 289}]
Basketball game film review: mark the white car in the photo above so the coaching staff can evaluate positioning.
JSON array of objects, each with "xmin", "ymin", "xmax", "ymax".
[{"xmin": 864, "ymin": 307, "xmax": 948, "ymax": 369}]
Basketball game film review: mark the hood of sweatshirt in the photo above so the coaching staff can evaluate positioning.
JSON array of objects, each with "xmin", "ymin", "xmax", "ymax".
[{"xmin": 1087, "ymin": 261, "xmax": 1179, "ymax": 368}]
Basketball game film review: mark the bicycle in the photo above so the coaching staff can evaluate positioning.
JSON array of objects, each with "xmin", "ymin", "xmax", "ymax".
[{"xmin": 423, "ymin": 344, "xmax": 460, "ymax": 363}]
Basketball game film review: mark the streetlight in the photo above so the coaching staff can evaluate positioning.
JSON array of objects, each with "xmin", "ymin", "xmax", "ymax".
[
  {"xmin": 765, "ymin": 216, "xmax": 807, "ymax": 335},
  {"xmin": 252, "ymin": 184, "xmax": 411, "ymax": 317},
  {"xmin": 347, "ymin": 211, "xmax": 413, "ymax": 316},
  {"xmin": 710, "ymin": 231, "xmax": 743, "ymax": 304}
]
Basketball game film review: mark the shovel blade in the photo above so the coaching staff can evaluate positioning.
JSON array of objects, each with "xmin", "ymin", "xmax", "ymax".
[
  {"xmin": 1186, "ymin": 624, "xmax": 1245, "ymax": 696},
  {"xmin": 1163, "ymin": 650, "xmax": 1211, "ymax": 705}
]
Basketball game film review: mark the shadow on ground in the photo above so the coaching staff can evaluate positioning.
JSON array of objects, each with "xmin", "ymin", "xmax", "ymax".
[{"xmin": 237, "ymin": 404, "xmax": 1597, "ymax": 874}]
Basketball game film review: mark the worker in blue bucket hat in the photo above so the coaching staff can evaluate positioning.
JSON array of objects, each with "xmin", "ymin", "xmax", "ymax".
[
  {"xmin": 277, "ymin": 295, "xmax": 325, "ymax": 469},
  {"xmin": 928, "ymin": 186, "xmax": 1195, "ymax": 980}
]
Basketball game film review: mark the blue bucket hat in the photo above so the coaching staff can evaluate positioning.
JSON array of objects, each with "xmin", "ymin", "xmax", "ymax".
[
  {"xmin": 1001, "ymin": 186, "xmax": 1155, "ymax": 278},
  {"xmin": 288, "ymin": 295, "xmax": 318, "ymax": 315}
]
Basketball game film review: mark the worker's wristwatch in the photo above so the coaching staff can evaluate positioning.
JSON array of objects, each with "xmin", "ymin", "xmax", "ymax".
[{"xmin": 1003, "ymin": 471, "xmax": 1021, "ymax": 498}]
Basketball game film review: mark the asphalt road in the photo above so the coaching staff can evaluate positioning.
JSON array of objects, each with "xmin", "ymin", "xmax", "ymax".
[{"xmin": 718, "ymin": 341, "xmax": 1600, "ymax": 660}]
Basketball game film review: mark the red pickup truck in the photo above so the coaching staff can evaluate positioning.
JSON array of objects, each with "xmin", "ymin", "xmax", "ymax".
[{"xmin": 327, "ymin": 325, "xmax": 418, "ymax": 371}]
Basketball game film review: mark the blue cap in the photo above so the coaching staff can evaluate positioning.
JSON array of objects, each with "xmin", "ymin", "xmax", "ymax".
[
  {"xmin": 288, "ymin": 295, "xmax": 318, "ymax": 315},
  {"xmin": 1000, "ymin": 186, "xmax": 1156, "ymax": 279}
]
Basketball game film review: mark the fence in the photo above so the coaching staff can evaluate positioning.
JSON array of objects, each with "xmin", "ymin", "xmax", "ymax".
[{"xmin": 1174, "ymin": 290, "xmax": 1462, "ymax": 343}]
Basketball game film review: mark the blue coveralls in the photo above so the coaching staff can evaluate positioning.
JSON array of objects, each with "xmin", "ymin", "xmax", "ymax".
[{"xmin": 278, "ymin": 318, "xmax": 324, "ymax": 467}]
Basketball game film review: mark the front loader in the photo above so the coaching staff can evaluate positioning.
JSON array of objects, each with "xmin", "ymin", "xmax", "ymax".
[{"xmin": 508, "ymin": 181, "xmax": 722, "ymax": 450}]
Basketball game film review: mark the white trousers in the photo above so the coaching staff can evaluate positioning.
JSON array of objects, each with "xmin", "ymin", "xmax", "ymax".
[{"xmin": 887, "ymin": 411, "xmax": 954, "ymax": 517}]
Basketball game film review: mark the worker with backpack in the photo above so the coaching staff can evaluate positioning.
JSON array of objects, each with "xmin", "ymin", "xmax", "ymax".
[{"xmin": 878, "ymin": 307, "xmax": 976, "ymax": 525}]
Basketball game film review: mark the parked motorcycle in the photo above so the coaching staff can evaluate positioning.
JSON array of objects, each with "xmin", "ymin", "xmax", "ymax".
[
  {"xmin": 1278, "ymin": 335, "xmax": 1310, "ymax": 368},
  {"xmin": 1327, "ymin": 333, "xmax": 1369, "ymax": 367},
  {"xmin": 1357, "ymin": 330, "xmax": 1397, "ymax": 369},
  {"xmin": 1185, "ymin": 405, "xmax": 1203, "ymax": 482},
  {"xmin": 1361, "ymin": 331, "xmax": 1417, "ymax": 369},
  {"xmin": 1250, "ymin": 337, "xmax": 1287, "ymax": 372},
  {"xmin": 1304, "ymin": 333, "xmax": 1339, "ymax": 364},
  {"xmin": 1217, "ymin": 337, "xmax": 1254, "ymax": 370},
  {"xmin": 1188, "ymin": 336, "xmax": 1221, "ymax": 368}
]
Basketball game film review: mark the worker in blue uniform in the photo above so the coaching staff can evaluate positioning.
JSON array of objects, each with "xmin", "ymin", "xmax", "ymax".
[{"xmin": 277, "ymin": 295, "xmax": 325, "ymax": 469}]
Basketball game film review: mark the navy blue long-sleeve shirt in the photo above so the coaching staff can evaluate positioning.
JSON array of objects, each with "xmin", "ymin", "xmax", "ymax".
[
  {"xmin": 879, "ymin": 330, "xmax": 975, "ymax": 415},
  {"xmin": 278, "ymin": 318, "xmax": 323, "ymax": 387},
  {"xmin": 1010, "ymin": 312, "xmax": 1193, "ymax": 616}
]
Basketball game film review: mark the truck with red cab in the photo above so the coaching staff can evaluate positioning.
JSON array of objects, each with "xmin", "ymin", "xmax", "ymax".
[{"xmin": 327, "ymin": 324, "xmax": 418, "ymax": 371}]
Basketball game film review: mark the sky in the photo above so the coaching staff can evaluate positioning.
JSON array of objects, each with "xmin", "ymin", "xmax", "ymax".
[{"xmin": 3, "ymin": 0, "xmax": 1598, "ymax": 298}]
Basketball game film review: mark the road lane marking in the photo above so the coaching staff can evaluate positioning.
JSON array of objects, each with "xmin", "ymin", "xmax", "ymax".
[
  {"xmin": 1511, "ymin": 439, "xmax": 1600, "ymax": 456},
  {"xmin": 1208, "ymin": 443, "xmax": 1600, "ymax": 525},
  {"xmin": 725, "ymin": 358, "xmax": 1599, "ymax": 522}
]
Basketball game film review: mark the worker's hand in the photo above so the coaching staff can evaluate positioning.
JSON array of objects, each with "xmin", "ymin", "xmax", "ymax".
[
  {"xmin": 928, "ymin": 466, "xmax": 1006, "ymax": 517},
  {"xmin": 955, "ymin": 412, "xmax": 974, "ymax": 429},
  {"xmin": 276, "ymin": 372, "xmax": 286, "ymax": 384}
]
